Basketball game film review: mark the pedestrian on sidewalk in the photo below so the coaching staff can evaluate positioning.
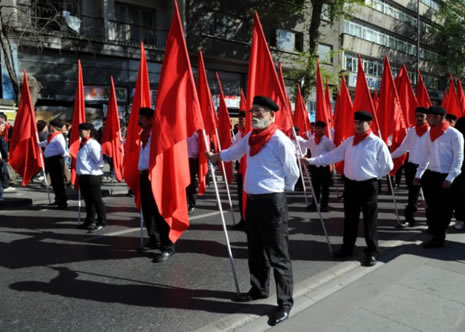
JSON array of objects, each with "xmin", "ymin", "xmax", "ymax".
[
  {"xmin": 76, "ymin": 123, "xmax": 106, "ymax": 232},
  {"xmin": 391, "ymin": 107, "xmax": 430, "ymax": 227},
  {"xmin": 414, "ymin": 106, "xmax": 464, "ymax": 248},
  {"xmin": 302, "ymin": 111, "xmax": 393, "ymax": 267},
  {"xmin": 207, "ymin": 96, "xmax": 300, "ymax": 326}
]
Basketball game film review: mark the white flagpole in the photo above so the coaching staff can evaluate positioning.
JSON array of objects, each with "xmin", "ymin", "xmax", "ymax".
[
  {"xmin": 293, "ymin": 127, "xmax": 333, "ymax": 255},
  {"xmin": 214, "ymin": 128, "xmax": 236, "ymax": 225},
  {"xmin": 202, "ymin": 129, "xmax": 240, "ymax": 294}
]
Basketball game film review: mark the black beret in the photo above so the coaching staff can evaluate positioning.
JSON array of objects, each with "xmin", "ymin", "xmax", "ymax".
[
  {"xmin": 446, "ymin": 113, "xmax": 457, "ymax": 121},
  {"xmin": 238, "ymin": 110, "xmax": 246, "ymax": 117},
  {"xmin": 354, "ymin": 110, "xmax": 373, "ymax": 121},
  {"xmin": 252, "ymin": 95, "xmax": 279, "ymax": 112},
  {"xmin": 415, "ymin": 107, "xmax": 429, "ymax": 114},
  {"xmin": 428, "ymin": 106, "xmax": 446, "ymax": 115},
  {"xmin": 314, "ymin": 121, "xmax": 327, "ymax": 128},
  {"xmin": 49, "ymin": 119, "xmax": 62, "ymax": 128},
  {"xmin": 78, "ymin": 122, "xmax": 94, "ymax": 131},
  {"xmin": 139, "ymin": 107, "xmax": 154, "ymax": 118}
]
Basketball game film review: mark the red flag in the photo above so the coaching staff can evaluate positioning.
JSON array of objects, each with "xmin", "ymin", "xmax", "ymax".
[
  {"xmin": 278, "ymin": 62, "xmax": 293, "ymax": 117},
  {"xmin": 240, "ymin": 89, "xmax": 247, "ymax": 111},
  {"xmin": 9, "ymin": 70, "xmax": 43, "ymax": 186},
  {"xmin": 246, "ymin": 12, "xmax": 293, "ymax": 135},
  {"xmin": 293, "ymin": 84, "xmax": 311, "ymax": 137},
  {"xmin": 395, "ymin": 65, "xmax": 418, "ymax": 127},
  {"xmin": 123, "ymin": 42, "xmax": 152, "ymax": 208},
  {"xmin": 196, "ymin": 51, "xmax": 218, "ymax": 195},
  {"xmin": 216, "ymin": 73, "xmax": 233, "ymax": 184},
  {"xmin": 446, "ymin": 75, "xmax": 462, "ymax": 118},
  {"xmin": 372, "ymin": 90, "xmax": 379, "ymax": 111},
  {"xmin": 353, "ymin": 54, "xmax": 379, "ymax": 135},
  {"xmin": 316, "ymin": 60, "xmax": 331, "ymax": 138},
  {"xmin": 333, "ymin": 75, "xmax": 353, "ymax": 174},
  {"xmin": 325, "ymin": 78, "xmax": 334, "ymax": 131},
  {"xmin": 150, "ymin": 0, "xmax": 205, "ymax": 243},
  {"xmin": 416, "ymin": 70, "xmax": 432, "ymax": 109},
  {"xmin": 238, "ymin": 89, "xmax": 248, "ymax": 218},
  {"xmin": 457, "ymin": 78, "xmax": 465, "ymax": 117},
  {"xmin": 101, "ymin": 76, "xmax": 123, "ymax": 182},
  {"xmin": 69, "ymin": 59, "xmax": 86, "ymax": 190}
]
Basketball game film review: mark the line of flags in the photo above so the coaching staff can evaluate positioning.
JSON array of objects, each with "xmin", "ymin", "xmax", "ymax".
[{"xmin": 7, "ymin": 0, "xmax": 464, "ymax": 244}]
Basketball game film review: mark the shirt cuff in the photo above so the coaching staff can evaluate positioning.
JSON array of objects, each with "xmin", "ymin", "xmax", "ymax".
[{"xmin": 446, "ymin": 173, "xmax": 458, "ymax": 183}]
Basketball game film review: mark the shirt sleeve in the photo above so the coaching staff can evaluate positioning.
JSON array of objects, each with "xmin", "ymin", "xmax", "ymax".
[
  {"xmin": 220, "ymin": 132, "xmax": 249, "ymax": 162},
  {"xmin": 278, "ymin": 138, "xmax": 299, "ymax": 191},
  {"xmin": 376, "ymin": 140, "xmax": 394, "ymax": 177},
  {"xmin": 391, "ymin": 129, "xmax": 411, "ymax": 159},
  {"xmin": 446, "ymin": 131, "xmax": 464, "ymax": 183},
  {"xmin": 309, "ymin": 139, "xmax": 347, "ymax": 165}
]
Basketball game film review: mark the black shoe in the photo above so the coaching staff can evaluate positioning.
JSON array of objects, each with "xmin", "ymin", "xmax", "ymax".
[
  {"xmin": 48, "ymin": 201, "xmax": 59, "ymax": 206},
  {"xmin": 188, "ymin": 205, "xmax": 195, "ymax": 213},
  {"xmin": 306, "ymin": 204, "xmax": 317, "ymax": 211},
  {"xmin": 407, "ymin": 218, "xmax": 416, "ymax": 227},
  {"xmin": 231, "ymin": 220, "xmax": 246, "ymax": 231},
  {"xmin": 423, "ymin": 238, "xmax": 444, "ymax": 248},
  {"xmin": 320, "ymin": 205, "xmax": 329, "ymax": 212},
  {"xmin": 56, "ymin": 203, "xmax": 68, "ymax": 210},
  {"xmin": 269, "ymin": 306, "xmax": 290, "ymax": 326},
  {"xmin": 397, "ymin": 221, "xmax": 409, "ymax": 228},
  {"xmin": 153, "ymin": 250, "xmax": 175, "ymax": 263},
  {"xmin": 332, "ymin": 248, "xmax": 353, "ymax": 259},
  {"xmin": 362, "ymin": 255, "xmax": 377, "ymax": 267},
  {"xmin": 89, "ymin": 225, "xmax": 104, "ymax": 233},
  {"xmin": 138, "ymin": 241, "xmax": 161, "ymax": 252},
  {"xmin": 77, "ymin": 223, "xmax": 91, "ymax": 229},
  {"xmin": 232, "ymin": 291, "xmax": 268, "ymax": 302}
]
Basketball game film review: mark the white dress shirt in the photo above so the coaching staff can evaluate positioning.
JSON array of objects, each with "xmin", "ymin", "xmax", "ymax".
[
  {"xmin": 391, "ymin": 126, "xmax": 430, "ymax": 165},
  {"xmin": 76, "ymin": 139, "xmax": 104, "ymax": 175},
  {"xmin": 301, "ymin": 135, "xmax": 335, "ymax": 163},
  {"xmin": 220, "ymin": 129, "xmax": 299, "ymax": 194},
  {"xmin": 42, "ymin": 133, "xmax": 68, "ymax": 158},
  {"xmin": 415, "ymin": 126, "xmax": 464, "ymax": 183},
  {"xmin": 309, "ymin": 133, "xmax": 393, "ymax": 181},
  {"xmin": 293, "ymin": 136, "xmax": 308, "ymax": 156},
  {"xmin": 138, "ymin": 131, "xmax": 151, "ymax": 171},
  {"xmin": 187, "ymin": 132, "xmax": 199, "ymax": 158}
]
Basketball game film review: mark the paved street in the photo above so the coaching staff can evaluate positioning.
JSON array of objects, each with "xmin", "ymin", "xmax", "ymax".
[{"xmin": 0, "ymin": 176, "xmax": 431, "ymax": 331}]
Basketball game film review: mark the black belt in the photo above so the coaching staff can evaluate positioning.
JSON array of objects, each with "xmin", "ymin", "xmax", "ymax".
[
  {"xmin": 140, "ymin": 170, "xmax": 149, "ymax": 175},
  {"xmin": 45, "ymin": 154, "xmax": 64, "ymax": 159},
  {"xmin": 247, "ymin": 192, "xmax": 281, "ymax": 199},
  {"xmin": 346, "ymin": 177, "xmax": 377, "ymax": 184}
]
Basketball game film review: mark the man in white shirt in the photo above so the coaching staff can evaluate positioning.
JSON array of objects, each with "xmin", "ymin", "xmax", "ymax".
[
  {"xmin": 138, "ymin": 107, "xmax": 175, "ymax": 262},
  {"xmin": 303, "ymin": 111, "xmax": 393, "ymax": 267},
  {"xmin": 301, "ymin": 121, "xmax": 335, "ymax": 212},
  {"xmin": 207, "ymin": 96, "xmax": 299, "ymax": 326},
  {"xmin": 413, "ymin": 106, "xmax": 464, "ymax": 248},
  {"xmin": 41, "ymin": 119, "xmax": 68, "ymax": 209},
  {"xmin": 391, "ymin": 107, "xmax": 429, "ymax": 226}
]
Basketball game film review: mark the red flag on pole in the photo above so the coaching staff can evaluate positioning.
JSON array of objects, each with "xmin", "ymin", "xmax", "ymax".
[
  {"xmin": 69, "ymin": 59, "xmax": 86, "ymax": 190},
  {"xmin": 372, "ymin": 90, "xmax": 379, "ymax": 111},
  {"xmin": 196, "ymin": 51, "xmax": 218, "ymax": 195},
  {"xmin": 353, "ymin": 54, "xmax": 379, "ymax": 135},
  {"xmin": 123, "ymin": 42, "xmax": 152, "ymax": 208},
  {"xmin": 293, "ymin": 84, "xmax": 311, "ymax": 137},
  {"xmin": 333, "ymin": 75, "xmax": 353, "ymax": 174},
  {"xmin": 240, "ymin": 88, "xmax": 247, "ymax": 111},
  {"xmin": 446, "ymin": 75, "xmax": 462, "ymax": 118},
  {"xmin": 101, "ymin": 76, "xmax": 123, "ymax": 182},
  {"xmin": 216, "ymin": 72, "xmax": 233, "ymax": 184},
  {"xmin": 278, "ymin": 62, "xmax": 293, "ymax": 117},
  {"xmin": 149, "ymin": 0, "xmax": 205, "ymax": 243},
  {"xmin": 416, "ymin": 70, "xmax": 432, "ymax": 109},
  {"xmin": 457, "ymin": 78, "xmax": 465, "ymax": 117},
  {"xmin": 316, "ymin": 60, "xmax": 331, "ymax": 137},
  {"xmin": 325, "ymin": 77, "xmax": 334, "ymax": 131},
  {"xmin": 395, "ymin": 65, "xmax": 418, "ymax": 127},
  {"xmin": 9, "ymin": 70, "xmax": 43, "ymax": 186}
]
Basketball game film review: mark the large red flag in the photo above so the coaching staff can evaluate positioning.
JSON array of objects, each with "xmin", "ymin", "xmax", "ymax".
[
  {"xmin": 293, "ymin": 84, "xmax": 311, "ymax": 137},
  {"xmin": 372, "ymin": 90, "xmax": 379, "ymax": 111},
  {"xmin": 416, "ymin": 70, "xmax": 432, "ymax": 109},
  {"xmin": 150, "ymin": 0, "xmax": 205, "ymax": 243},
  {"xmin": 196, "ymin": 51, "xmax": 218, "ymax": 195},
  {"xmin": 9, "ymin": 70, "xmax": 43, "ymax": 186},
  {"xmin": 101, "ymin": 76, "xmax": 123, "ymax": 182},
  {"xmin": 333, "ymin": 75, "xmax": 353, "ymax": 174},
  {"xmin": 278, "ymin": 62, "xmax": 293, "ymax": 118},
  {"xmin": 69, "ymin": 59, "xmax": 86, "ymax": 190},
  {"xmin": 395, "ymin": 65, "xmax": 418, "ymax": 127},
  {"xmin": 457, "ymin": 78, "xmax": 465, "ymax": 117},
  {"xmin": 240, "ymin": 89, "xmax": 247, "ymax": 111},
  {"xmin": 123, "ymin": 42, "xmax": 152, "ymax": 208},
  {"xmin": 352, "ymin": 54, "xmax": 379, "ymax": 135},
  {"xmin": 246, "ymin": 12, "xmax": 293, "ymax": 135},
  {"xmin": 325, "ymin": 78, "xmax": 334, "ymax": 131},
  {"xmin": 216, "ymin": 72, "xmax": 233, "ymax": 184},
  {"xmin": 446, "ymin": 75, "xmax": 462, "ymax": 118},
  {"xmin": 316, "ymin": 60, "xmax": 331, "ymax": 137}
]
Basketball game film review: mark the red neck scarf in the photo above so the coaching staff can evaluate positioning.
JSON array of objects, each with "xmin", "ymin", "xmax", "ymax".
[
  {"xmin": 140, "ymin": 128, "xmax": 151, "ymax": 148},
  {"xmin": 314, "ymin": 133, "xmax": 324, "ymax": 145},
  {"xmin": 353, "ymin": 129, "xmax": 372, "ymax": 146},
  {"xmin": 415, "ymin": 123, "xmax": 429, "ymax": 137},
  {"xmin": 249, "ymin": 123, "xmax": 277, "ymax": 156},
  {"xmin": 47, "ymin": 131, "xmax": 61, "ymax": 143},
  {"xmin": 430, "ymin": 121, "xmax": 449, "ymax": 142},
  {"xmin": 79, "ymin": 137, "xmax": 91, "ymax": 150}
]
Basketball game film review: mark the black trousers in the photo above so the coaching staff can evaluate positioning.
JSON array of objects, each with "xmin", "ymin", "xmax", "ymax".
[
  {"xmin": 236, "ymin": 173, "xmax": 244, "ymax": 221},
  {"xmin": 404, "ymin": 162, "xmax": 422, "ymax": 218},
  {"xmin": 342, "ymin": 178, "xmax": 379, "ymax": 255},
  {"xmin": 452, "ymin": 173, "xmax": 465, "ymax": 222},
  {"xmin": 309, "ymin": 165, "xmax": 331, "ymax": 207},
  {"xmin": 139, "ymin": 171, "xmax": 174, "ymax": 252},
  {"xmin": 421, "ymin": 170, "xmax": 455, "ymax": 242},
  {"xmin": 186, "ymin": 157, "xmax": 198, "ymax": 208},
  {"xmin": 45, "ymin": 155, "xmax": 67, "ymax": 205},
  {"xmin": 78, "ymin": 175, "xmax": 106, "ymax": 226},
  {"xmin": 245, "ymin": 192, "xmax": 293, "ymax": 309}
]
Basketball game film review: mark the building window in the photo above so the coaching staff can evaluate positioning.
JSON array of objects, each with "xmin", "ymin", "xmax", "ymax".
[
  {"xmin": 276, "ymin": 29, "xmax": 303, "ymax": 52},
  {"xmin": 113, "ymin": 3, "xmax": 157, "ymax": 44},
  {"xmin": 318, "ymin": 43, "xmax": 333, "ymax": 63}
]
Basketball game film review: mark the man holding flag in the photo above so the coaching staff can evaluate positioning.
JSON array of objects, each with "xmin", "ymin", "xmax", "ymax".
[{"xmin": 207, "ymin": 96, "xmax": 299, "ymax": 326}]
